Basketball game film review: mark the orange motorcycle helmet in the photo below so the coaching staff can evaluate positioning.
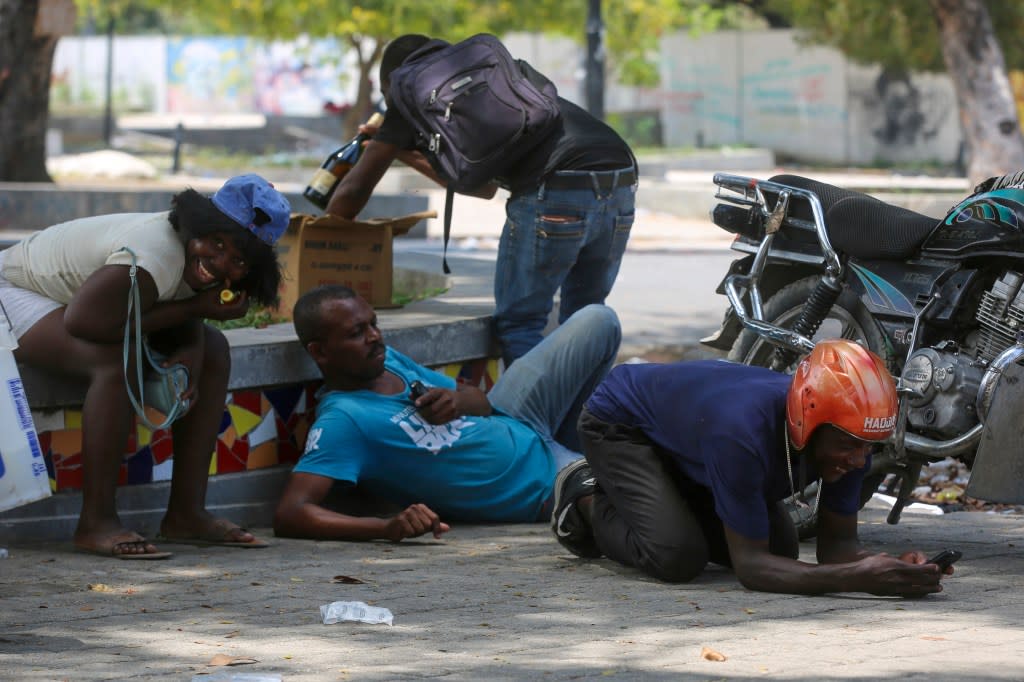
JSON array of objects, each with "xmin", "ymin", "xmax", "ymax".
[{"xmin": 786, "ymin": 339, "xmax": 899, "ymax": 450}]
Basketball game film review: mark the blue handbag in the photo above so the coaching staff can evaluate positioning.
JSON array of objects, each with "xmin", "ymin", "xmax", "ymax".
[{"xmin": 121, "ymin": 248, "xmax": 191, "ymax": 430}]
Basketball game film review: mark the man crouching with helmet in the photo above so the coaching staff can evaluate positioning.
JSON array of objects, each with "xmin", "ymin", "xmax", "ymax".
[{"xmin": 551, "ymin": 340, "xmax": 952, "ymax": 596}]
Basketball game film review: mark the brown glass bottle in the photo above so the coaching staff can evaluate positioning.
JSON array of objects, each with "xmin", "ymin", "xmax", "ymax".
[{"xmin": 303, "ymin": 111, "xmax": 385, "ymax": 210}]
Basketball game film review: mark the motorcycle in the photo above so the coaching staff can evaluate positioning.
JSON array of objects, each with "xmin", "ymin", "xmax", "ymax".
[{"xmin": 701, "ymin": 170, "xmax": 1024, "ymax": 534}]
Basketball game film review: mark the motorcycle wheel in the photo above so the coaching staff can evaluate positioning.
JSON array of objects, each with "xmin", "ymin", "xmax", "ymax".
[
  {"xmin": 727, "ymin": 275, "xmax": 894, "ymax": 539},
  {"xmin": 728, "ymin": 276, "xmax": 891, "ymax": 370}
]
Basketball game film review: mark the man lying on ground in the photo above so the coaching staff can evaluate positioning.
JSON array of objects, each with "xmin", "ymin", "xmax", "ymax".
[{"xmin": 273, "ymin": 284, "xmax": 620, "ymax": 541}]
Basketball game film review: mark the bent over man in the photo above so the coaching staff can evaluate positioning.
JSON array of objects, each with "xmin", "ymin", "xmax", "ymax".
[
  {"xmin": 552, "ymin": 340, "xmax": 953, "ymax": 596},
  {"xmin": 325, "ymin": 34, "xmax": 637, "ymax": 367}
]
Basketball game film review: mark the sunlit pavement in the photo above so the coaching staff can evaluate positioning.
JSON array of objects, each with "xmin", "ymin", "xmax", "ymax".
[{"xmin": 1, "ymin": 500, "xmax": 1022, "ymax": 681}]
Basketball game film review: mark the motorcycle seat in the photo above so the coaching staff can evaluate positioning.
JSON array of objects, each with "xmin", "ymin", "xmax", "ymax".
[
  {"xmin": 768, "ymin": 174, "xmax": 869, "ymax": 217},
  {"xmin": 768, "ymin": 175, "xmax": 938, "ymax": 260},
  {"xmin": 825, "ymin": 195, "xmax": 939, "ymax": 260}
]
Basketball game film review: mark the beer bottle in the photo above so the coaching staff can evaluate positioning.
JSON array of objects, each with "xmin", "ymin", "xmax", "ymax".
[{"xmin": 303, "ymin": 111, "xmax": 385, "ymax": 210}]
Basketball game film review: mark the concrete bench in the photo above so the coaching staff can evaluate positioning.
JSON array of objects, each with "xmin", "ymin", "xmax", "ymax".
[{"xmin": 0, "ymin": 250, "xmax": 501, "ymax": 543}]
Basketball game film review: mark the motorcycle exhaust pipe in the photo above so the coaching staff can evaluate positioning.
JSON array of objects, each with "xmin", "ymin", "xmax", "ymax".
[{"xmin": 903, "ymin": 425, "xmax": 982, "ymax": 458}]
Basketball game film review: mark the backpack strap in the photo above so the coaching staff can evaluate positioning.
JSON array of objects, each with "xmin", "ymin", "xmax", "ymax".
[{"xmin": 442, "ymin": 186, "xmax": 454, "ymax": 275}]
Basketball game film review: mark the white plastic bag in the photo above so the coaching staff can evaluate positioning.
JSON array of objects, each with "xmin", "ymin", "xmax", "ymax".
[{"xmin": 0, "ymin": 305, "xmax": 51, "ymax": 512}]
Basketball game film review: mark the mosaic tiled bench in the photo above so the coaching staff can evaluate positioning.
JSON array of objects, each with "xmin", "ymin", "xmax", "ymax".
[{"xmin": 28, "ymin": 354, "xmax": 502, "ymax": 494}]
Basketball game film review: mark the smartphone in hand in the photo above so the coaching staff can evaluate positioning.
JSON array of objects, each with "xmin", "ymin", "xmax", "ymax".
[
  {"xmin": 409, "ymin": 380, "xmax": 429, "ymax": 401},
  {"xmin": 927, "ymin": 549, "xmax": 962, "ymax": 571}
]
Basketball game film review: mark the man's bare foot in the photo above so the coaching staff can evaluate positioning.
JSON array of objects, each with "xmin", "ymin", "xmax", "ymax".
[
  {"xmin": 158, "ymin": 512, "xmax": 269, "ymax": 548},
  {"xmin": 73, "ymin": 527, "xmax": 172, "ymax": 560}
]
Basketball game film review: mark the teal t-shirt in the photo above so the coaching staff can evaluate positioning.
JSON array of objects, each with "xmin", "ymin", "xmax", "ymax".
[{"xmin": 294, "ymin": 348, "xmax": 555, "ymax": 522}]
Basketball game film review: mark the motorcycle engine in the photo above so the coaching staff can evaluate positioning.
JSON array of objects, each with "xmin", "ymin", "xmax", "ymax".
[
  {"xmin": 901, "ymin": 346, "xmax": 982, "ymax": 439},
  {"xmin": 974, "ymin": 270, "xmax": 1024, "ymax": 363},
  {"xmin": 901, "ymin": 270, "xmax": 1024, "ymax": 439}
]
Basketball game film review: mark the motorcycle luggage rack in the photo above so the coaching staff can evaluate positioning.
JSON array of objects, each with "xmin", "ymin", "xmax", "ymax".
[
  {"xmin": 713, "ymin": 173, "xmax": 841, "ymax": 277},
  {"xmin": 713, "ymin": 173, "xmax": 843, "ymax": 356}
]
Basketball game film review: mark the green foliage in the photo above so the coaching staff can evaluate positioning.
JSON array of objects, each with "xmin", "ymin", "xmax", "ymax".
[
  {"xmin": 73, "ymin": 0, "xmax": 182, "ymax": 33},
  {"xmin": 167, "ymin": 0, "xmax": 504, "ymax": 43},
  {"xmin": 765, "ymin": 0, "xmax": 1024, "ymax": 71},
  {"xmin": 206, "ymin": 286, "xmax": 449, "ymax": 328},
  {"xmin": 606, "ymin": 110, "xmax": 663, "ymax": 148},
  {"xmin": 206, "ymin": 305, "xmax": 289, "ymax": 330}
]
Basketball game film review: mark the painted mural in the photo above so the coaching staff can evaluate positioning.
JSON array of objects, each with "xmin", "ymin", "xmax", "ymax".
[
  {"xmin": 33, "ymin": 358, "xmax": 501, "ymax": 493},
  {"xmin": 48, "ymin": 30, "xmax": 1024, "ymax": 166},
  {"xmin": 167, "ymin": 37, "xmax": 254, "ymax": 113}
]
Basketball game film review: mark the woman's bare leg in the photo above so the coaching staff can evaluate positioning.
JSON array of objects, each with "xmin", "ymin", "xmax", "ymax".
[
  {"xmin": 16, "ymin": 308, "xmax": 162, "ymax": 556},
  {"xmin": 159, "ymin": 325, "xmax": 260, "ymax": 544}
]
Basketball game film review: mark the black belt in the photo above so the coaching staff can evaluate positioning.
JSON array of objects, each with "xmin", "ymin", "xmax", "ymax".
[{"xmin": 544, "ymin": 168, "xmax": 637, "ymax": 192}]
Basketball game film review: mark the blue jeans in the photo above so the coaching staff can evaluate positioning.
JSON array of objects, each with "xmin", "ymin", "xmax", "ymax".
[
  {"xmin": 494, "ymin": 173, "xmax": 635, "ymax": 366},
  {"xmin": 487, "ymin": 304, "xmax": 621, "ymax": 469}
]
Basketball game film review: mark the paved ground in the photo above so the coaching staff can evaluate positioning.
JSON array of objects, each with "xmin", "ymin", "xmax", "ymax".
[
  {"xmin": 1, "ymin": 500, "xmax": 1023, "ymax": 681},
  {"xmin": 6, "ymin": 163, "xmax": 1021, "ymax": 680}
]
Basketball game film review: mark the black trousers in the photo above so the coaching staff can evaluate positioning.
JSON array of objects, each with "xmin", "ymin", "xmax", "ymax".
[{"xmin": 578, "ymin": 408, "xmax": 798, "ymax": 583}]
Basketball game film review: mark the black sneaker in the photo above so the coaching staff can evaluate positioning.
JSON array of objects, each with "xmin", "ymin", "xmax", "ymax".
[{"xmin": 551, "ymin": 458, "xmax": 601, "ymax": 558}]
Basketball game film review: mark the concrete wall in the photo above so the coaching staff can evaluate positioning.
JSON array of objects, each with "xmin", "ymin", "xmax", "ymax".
[
  {"xmin": 51, "ymin": 29, "xmax": 968, "ymax": 166},
  {"xmin": 52, "ymin": 35, "xmax": 355, "ymax": 117},
  {"xmin": 658, "ymin": 30, "xmax": 962, "ymax": 165},
  {"xmin": 845, "ymin": 64, "xmax": 960, "ymax": 165}
]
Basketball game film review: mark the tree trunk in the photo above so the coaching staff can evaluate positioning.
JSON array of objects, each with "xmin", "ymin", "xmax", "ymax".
[
  {"xmin": 0, "ymin": 0, "xmax": 74, "ymax": 182},
  {"xmin": 340, "ymin": 37, "xmax": 385, "ymax": 140},
  {"xmin": 929, "ymin": 0, "xmax": 1024, "ymax": 186}
]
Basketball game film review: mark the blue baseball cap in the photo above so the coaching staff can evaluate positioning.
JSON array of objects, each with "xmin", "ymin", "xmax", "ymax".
[{"xmin": 211, "ymin": 174, "xmax": 291, "ymax": 245}]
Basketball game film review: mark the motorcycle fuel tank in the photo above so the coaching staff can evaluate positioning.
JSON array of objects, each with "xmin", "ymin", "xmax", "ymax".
[{"xmin": 923, "ymin": 188, "xmax": 1024, "ymax": 256}]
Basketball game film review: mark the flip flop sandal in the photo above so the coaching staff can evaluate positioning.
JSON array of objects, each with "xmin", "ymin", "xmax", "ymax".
[
  {"xmin": 74, "ymin": 535, "xmax": 173, "ymax": 560},
  {"xmin": 156, "ymin": 535, "xmax": 270, "ymax": 549},
  {"xmin": 157, "ymin": 521, "xmax": 269, "ymax": 549}
]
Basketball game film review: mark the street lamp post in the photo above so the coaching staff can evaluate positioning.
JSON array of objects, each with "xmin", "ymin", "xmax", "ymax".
[
  {"xmin": 585, "ymin": 0, "xmax": 605, "ymax": 120},
  {"xmin": 102, "ymin": 16, "xmax": 114, "ymax": 147}
]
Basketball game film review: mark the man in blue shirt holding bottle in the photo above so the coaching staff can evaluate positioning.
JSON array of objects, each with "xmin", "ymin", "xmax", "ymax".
[{"xmin": 273, "ymin": 284, "xmax": 619, "ymax": 542}]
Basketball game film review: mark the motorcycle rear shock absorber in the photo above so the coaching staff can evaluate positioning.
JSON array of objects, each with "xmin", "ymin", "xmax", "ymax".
[{"xmin": 771, "ymin": 276, "xmax": 843, "ymax": 371}]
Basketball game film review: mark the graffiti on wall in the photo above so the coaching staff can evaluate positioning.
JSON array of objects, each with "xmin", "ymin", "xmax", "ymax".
[
  {"xmin": 863, "ymin": 68, "xmax": 949, "ymax": 148},
  {"xmin": 252, "ymin": 39, "xmax": 353, "ymax": 116},
  {"xmin": 744, "ymin": 59, "xmax": 844, "ymax": 122},
  {"xmin": 166, "ymin": 37, "xmax": 352, "ymax": 115},
  {"xmin": 50, "ymin": 30, "xmax": 972, "ymax": 165},
  {"xmin": 167, "ymin": 37, "xmax": 253, "ymax": 113}
]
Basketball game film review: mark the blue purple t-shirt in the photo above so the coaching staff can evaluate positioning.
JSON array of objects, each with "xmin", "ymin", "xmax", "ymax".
[{"xmin": 585, "ymin": 359, "xmax": 866, "ymax": 540}]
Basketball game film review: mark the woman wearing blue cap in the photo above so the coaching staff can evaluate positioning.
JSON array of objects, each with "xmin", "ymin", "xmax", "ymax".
[{"xmin": 0, "ymin": 174, "xmax": 290, "ymax": 559}]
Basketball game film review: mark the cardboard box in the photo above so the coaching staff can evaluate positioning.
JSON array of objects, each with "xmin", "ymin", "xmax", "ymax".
[{"xmin": 276, "ymin": 210, "xmax": 436, "ymax": 315}]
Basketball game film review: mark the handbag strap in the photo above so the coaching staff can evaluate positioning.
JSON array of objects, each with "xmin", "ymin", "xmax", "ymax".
[{"xmin": 120, "ymin": 248, "xmax": 180, "ymax": 431}]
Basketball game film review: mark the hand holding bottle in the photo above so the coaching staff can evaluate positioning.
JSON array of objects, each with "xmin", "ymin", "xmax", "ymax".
[
  {"xmin": 303, "ymin": 112, "xmax": 385, "ymax": 210},
  {"xmin": 357, "ymin": 116, "xmax": 383, "ymax": 137}
]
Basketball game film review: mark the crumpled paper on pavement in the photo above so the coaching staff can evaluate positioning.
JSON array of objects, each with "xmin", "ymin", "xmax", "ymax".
[{"xmin": 320, "ymin": 600, "xmax": 393, "ymax": 626}]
